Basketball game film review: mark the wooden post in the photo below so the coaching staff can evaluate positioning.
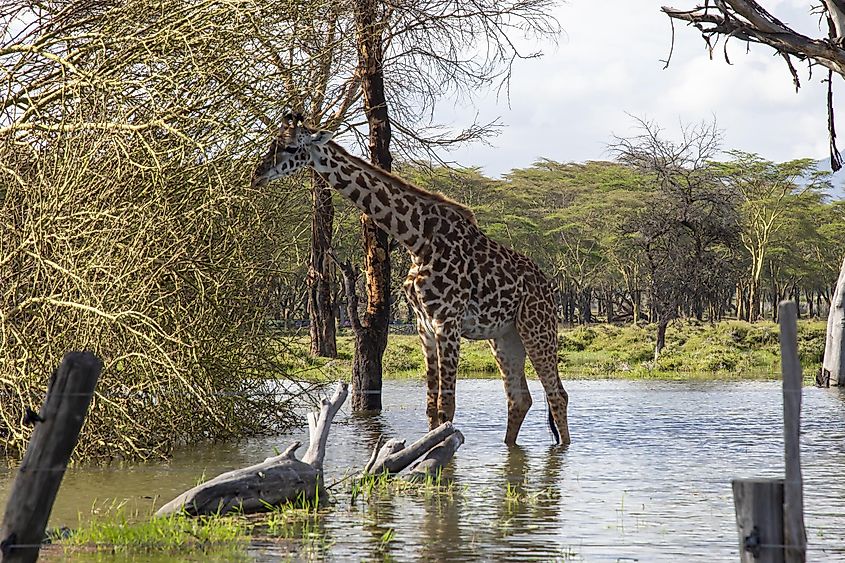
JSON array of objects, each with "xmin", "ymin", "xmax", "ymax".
[
  {"xmin": 0, "ymin": 351, "xmax": 102, "ymax": 563},
  {"xmin": 731, "ymin": 478, "xmax": 785, "ymax": 563},
  {"xmin": 778, "ymin": 300, "xmax": 807, "ymax": 563}
]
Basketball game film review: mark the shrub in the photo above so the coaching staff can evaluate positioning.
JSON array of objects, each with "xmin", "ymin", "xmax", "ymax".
[
  {"xmin": 0, "ymin": 2, "xmax": 320, "ymax": 460},
  {"xmin": 559, "ymin": 327, "xmax": 598, "ymax": 351}
]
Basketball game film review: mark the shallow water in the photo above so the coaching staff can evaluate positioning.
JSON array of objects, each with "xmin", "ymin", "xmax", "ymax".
[{"xmin": 3, "ymin": 379, "xmax": 845, "ymax": 561}]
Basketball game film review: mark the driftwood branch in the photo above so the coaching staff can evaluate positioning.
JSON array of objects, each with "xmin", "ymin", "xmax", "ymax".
[
  {"xmin": 302, "ymin": 383, "xmax": 348, "ymax": 471},
  {"xmin": 364, "ymin": 422, "xmax": 460, "ymax": 476},
  {"xmin": 406, "ymin": 429, "xmax": 465, "ymax": 483},
  {"xmin": 823, "ymin": 255, "xmax": 845, "ymax": 385},
  {"xmin": 157, "ymin": 382, "xmax": 348, "ymax": 517}
]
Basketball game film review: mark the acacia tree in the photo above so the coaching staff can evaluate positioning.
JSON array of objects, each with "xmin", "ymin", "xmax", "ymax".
[
  {"xmin": 612, "ymin": 119, "xmax": 741, "ymax": 357},
  {"xmin": 327, "ymin": 0, "xmax": 561, "ymax": 410},
  {"xmin": 712, "ymin": 152, "xmax": 825, "ymax": 321},
  {"xmin": 662, "ymin": 0, "xmax": 845, "ymax": 381}
]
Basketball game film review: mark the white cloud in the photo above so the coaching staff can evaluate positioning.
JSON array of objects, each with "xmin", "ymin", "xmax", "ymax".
[{"xmin": 432, "ymin": 0, "xmax": 845, "ymax": 177}]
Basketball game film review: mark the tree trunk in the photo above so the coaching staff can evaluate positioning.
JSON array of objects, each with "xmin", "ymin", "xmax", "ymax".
[
  {"xmin": 308, "ymin": 172, "xmax": 337, "ymax": 358},
  {"xmin": 580, "ymin": 288, "xmax": 592, "ymax": 325},
  {"xmin": 605, "ymin": 289, "xmax": 614, "ymax": 323},
  {"xmin": 632, "ymin": 289, "xmax": 641, "ymax": 325},
  {"xmin": 823, "ymin": 256, "xmax": 845, "ymax": 386},
  {"xmin": 736, "ymin": 283, "xmax": 747, "ymax": 321},
  {"xmin": 806, "ymin": 290, "xmax": 815, "ymax": 318},
  {"xmin": 350, "ymin": 0, "xmax": 393, "ymax": 412},
  {"xmin": 748, "ymin": 271, "xmax": 760, "ymax": 322},
  {"xmin": 654, "ymin": 318, "xmax": 668, "ymax": 360}
]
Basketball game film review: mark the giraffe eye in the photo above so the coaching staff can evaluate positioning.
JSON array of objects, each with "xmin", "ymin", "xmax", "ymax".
[{"xmin": 282, "ymin": 146, "xmax": 298, "ymax": 154}]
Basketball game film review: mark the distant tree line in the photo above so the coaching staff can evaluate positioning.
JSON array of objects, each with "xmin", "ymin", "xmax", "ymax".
[{"xmin": 277, "ymin": 120, "xmax": 845, "ymax": 360}]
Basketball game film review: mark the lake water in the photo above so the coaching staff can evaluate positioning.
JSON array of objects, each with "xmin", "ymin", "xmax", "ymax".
[{"xmin": 3, "ymin": 379, "xmax": 845, "ymax": 561}]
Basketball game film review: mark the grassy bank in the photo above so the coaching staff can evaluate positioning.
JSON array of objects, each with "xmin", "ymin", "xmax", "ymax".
[
  {"xmin": 276, "ymin": 319, "xmax": 827, "ymax": 383},
  {"xmin": 47, "ymin": 475, "xmax": 450, "ymax": 560}
]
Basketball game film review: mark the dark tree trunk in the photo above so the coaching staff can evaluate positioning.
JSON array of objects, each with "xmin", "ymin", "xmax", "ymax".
[
  {"xmin": 580, "ymin": 288, "xmax": 592, "ymax": 325},
  {"xmin": 351, "ymin": 0, "xmax": 392, "ymax": 411},
  {"xmin": 655, "ymin": 318, "xmax": 669, "ymax": 360},
  {"xmin": 308, "ymin": 172, "xmax": 337, "ymax": 358}
]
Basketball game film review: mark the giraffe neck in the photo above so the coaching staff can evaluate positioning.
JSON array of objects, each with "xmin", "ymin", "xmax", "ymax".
[{"xmin": 311, "ymin": 141, "xmax": 475, "ymax": 253}]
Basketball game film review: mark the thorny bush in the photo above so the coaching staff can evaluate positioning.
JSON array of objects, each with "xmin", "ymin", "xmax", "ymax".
[{"xmin": 0, "ymin": 0, "xmax": 326, "ymax": 461}]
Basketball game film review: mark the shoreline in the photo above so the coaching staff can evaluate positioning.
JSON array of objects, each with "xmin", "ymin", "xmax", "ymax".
[{"xmin": 278, "ymin": 319, "xmax": 826, "ymax": 384}]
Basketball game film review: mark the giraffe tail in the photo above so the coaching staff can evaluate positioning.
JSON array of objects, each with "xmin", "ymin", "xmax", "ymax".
[{"xmin": 547, "ymin": 400, "xmax": 560, "ymax": 444}]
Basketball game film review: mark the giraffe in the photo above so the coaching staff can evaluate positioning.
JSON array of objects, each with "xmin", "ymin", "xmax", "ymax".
[{"xmin": 252, "ymin": 115, "xmax": 570, "ymax": 446}]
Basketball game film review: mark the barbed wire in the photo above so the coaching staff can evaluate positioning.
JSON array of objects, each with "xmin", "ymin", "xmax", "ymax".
[{"xmin": 1, "ymin": 539, "xmax": 843, "ymax": 556}]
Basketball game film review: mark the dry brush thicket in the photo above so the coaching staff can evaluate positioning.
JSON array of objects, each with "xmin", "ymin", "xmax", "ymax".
[{"xmin": 0, "ymin": 1, "xmax": 329, "ymax": 460}]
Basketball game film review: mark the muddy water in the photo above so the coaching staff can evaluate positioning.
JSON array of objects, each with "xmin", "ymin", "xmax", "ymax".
[{"xmin": 3, "ymin": 379, "xmax": 845, "ymax": 561}]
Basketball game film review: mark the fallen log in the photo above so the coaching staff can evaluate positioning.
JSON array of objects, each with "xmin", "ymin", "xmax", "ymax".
[
  {"xmin": 156, "ymin": 382, "xmax": 348, "ymax": 517},
  {"xmin": 406, "ymin": 429, "xmax": 465, "ymax": 483},
  {"xmin": 364, "ymin": 422, "xmax": 460, "ymax": 476}
]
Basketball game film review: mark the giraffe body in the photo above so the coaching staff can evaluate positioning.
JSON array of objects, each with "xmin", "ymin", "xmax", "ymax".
[{"xmin": 253, "ymin": 118, "xmax": 570, "ymax": 445}]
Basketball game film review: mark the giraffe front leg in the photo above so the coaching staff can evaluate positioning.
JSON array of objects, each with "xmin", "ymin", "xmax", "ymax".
[
  {"xmin": 434, "ymin": 321, "xmax": 461, "ymax": 425},
  {"xmin": 416, "ymin": 320, "xmax": 440, "ymax": 430}
]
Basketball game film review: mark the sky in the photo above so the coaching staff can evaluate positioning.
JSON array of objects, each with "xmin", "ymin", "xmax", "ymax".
[{"xmin": 434, "ymin": 0, "xmax": 842, "ymax": 179}]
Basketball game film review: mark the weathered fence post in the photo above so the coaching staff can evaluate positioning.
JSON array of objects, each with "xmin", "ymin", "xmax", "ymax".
[
  {"xmin": 0, "ymin": 351, "xmax": 102, "ymax": 563},
  {"xmin": 778, "ymin": 301, "xmax": 806, "ymax": 563},
  {"xmin": 731, "ymin": 301, "xmax": 806, "ymax": 563},
  {"xmin": 731, "ymin": 478, "xmax": 784, "ymax": 563}
]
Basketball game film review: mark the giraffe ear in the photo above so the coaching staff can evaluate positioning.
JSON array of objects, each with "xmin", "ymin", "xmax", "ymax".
[{"xmin": 310, "ymin": 130, "xmax": 334, "ymax": 145}]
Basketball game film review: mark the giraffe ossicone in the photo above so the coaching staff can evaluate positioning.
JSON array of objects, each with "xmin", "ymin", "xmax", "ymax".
[{"xmin": 253, "ymin": 116, "xmax": 571, "ymax": 446}]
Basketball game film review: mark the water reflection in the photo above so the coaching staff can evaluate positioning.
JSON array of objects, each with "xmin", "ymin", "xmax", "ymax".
[
  {"xmin": 487, "ymin": 445, "xmax": 567, "ymax": 561},
  {"xmin": 418, "ymin": 475, "xmax": 475, "ymax": 562},
  {"xmin": 350, "ymin": 410, "xmax": 394, "ymax": 453}
]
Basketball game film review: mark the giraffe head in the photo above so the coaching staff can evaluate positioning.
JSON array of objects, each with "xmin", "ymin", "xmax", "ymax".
[{"xmin": 251, "ymin": 113, "xmax": 334, "ymax": 187}]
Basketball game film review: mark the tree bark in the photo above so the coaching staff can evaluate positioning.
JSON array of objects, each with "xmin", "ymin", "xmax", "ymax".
[
  {"xmin": 655, "ymin": 318, "xmax": 669, "ymax": 360},
  {"xmin": 580, "ymin": 288, "xmax": 592, "ymax": 325},
  {"xmin": 351, "ymin": 0, "xmax": 393, "ymax": 412},
  {"xmin": 352, "ymin": 218, "xmax": 389, "ymax": 412},
  {"xmin": 632, "ymin": 289, "xmax": 641, "ymax": 325},
  {"xmin": 823, "ymin": 256, "xmax": 845, "ymax": 385},
  {"xmin": 308, "ymin": 171, "xmax": 337, "ymax": 358}
]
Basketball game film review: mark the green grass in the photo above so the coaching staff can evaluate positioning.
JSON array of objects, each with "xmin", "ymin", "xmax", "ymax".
[
  {"xmin": 348, "ymin": 468, "xmax": 458, "ymax": 505},
  {"xmin": 273, "ymin": 319, "xmax": 827, "ymax": 383},
  {"xmin": 53, "ymin": 496, "xmax": 336, "ymax": 560},
  {"xmin": 557, "ymin": 319, "xmax": 825, "ymax": 382},
  {"xmin": 56, "ymin": 504, "xmax": 252, "ymax": 557}
]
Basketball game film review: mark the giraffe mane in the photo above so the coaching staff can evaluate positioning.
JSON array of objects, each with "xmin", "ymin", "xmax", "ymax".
[{"xmin": 328, "ymin": 142, "xmax": 477, "ymax": 225}]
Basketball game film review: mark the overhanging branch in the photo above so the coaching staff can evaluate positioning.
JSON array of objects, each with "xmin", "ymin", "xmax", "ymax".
[{"xmin": 662, "ymin": 1, "xmax": 845, "ymax": 169}]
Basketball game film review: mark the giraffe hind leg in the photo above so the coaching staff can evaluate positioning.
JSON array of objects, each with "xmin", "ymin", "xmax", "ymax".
[
  {"xmin": 489, "ymin": 326, "xmax": 531, "ymax": 446},
  {"xmin": 517, "ymin": 307, "xmax": 570, "ymax": 445}
]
